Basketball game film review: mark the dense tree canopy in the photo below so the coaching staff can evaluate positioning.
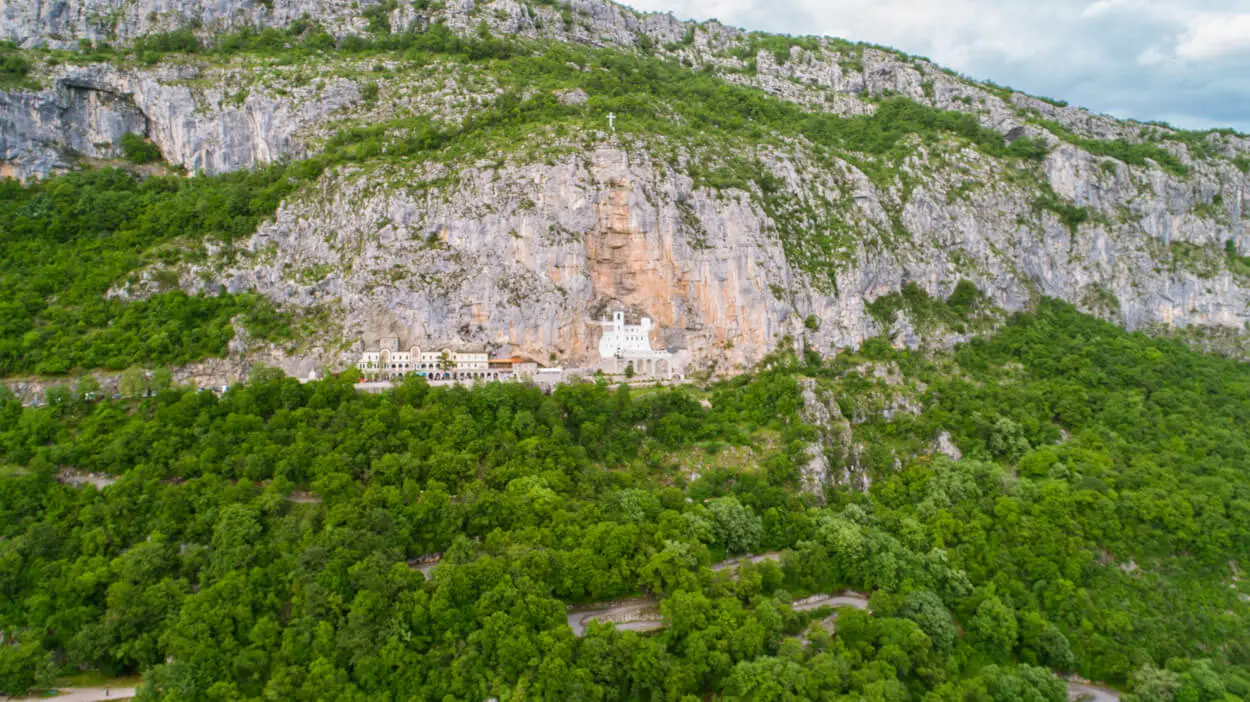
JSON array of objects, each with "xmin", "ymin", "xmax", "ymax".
[{"xmin": 1, "ymin": 302, "xmax": 1249, "ymax": 699}]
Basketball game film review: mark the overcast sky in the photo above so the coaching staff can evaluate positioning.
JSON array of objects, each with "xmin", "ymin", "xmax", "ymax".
[{"xmin": 624, "ymin": 0, "xmax": 1250, "ymax": 133}]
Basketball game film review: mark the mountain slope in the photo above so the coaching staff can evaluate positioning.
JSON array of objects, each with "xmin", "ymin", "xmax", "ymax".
[{"xmin": 0, "ymin": 0, "xmax": 1248, "ymax": 377}]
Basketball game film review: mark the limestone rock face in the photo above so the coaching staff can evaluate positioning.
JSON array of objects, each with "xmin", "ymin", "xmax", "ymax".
[
  {"xmin": 798, "ymin": 378, "xmax": 856, "ymax": 494},
  {"xmin": 0, "ymin": 75, "xmax": 147, "ymax": 176},
  {"xmin": 1, "ymin": 61, "xmax": 359, "ymax": 179},
  {"xmin": 153, "ymin": 132, "xmax": 1246, "ymax": 376},
  {"xmin": 4, "ymin": 0, "xmax": 1250, "ymax": 374},
  {"xmin": 204, "ymin": 147, "xmax": 797, "ymax": 373}
]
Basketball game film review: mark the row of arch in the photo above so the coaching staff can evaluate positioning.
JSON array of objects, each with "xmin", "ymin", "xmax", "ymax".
[
  {"xmin": 368, "ymin": 370, "xmax": 510, "ymax": 382},
  {"xmin": 625, "ymin": 358, "xmax": 671, "ymax": 378}
]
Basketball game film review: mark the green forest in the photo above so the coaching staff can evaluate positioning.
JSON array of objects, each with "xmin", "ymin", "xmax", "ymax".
[
  {"xmin": 0, "ymin": 168, "xmax": 305, "ymax": 376},
  {"xmin": 2, "ymin": 301, "xmax": 1248, "ymax": 701}
]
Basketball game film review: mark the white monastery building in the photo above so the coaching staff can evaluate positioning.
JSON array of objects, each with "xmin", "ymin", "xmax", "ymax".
[
  {"xmin": 359, "ymin": 337, "xmax": 493, "ymax": 380},
  {"xmin": 355, "ymin": 312, "xmax": 685, "ymax": 385},
  {"xmin": 596, "ymin": 312, "xmax": 679, "ymax": 379}
]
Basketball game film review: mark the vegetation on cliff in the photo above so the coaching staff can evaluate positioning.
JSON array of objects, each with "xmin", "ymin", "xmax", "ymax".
[
  {"xmin": 0, "ymin": 168, "xmax": 306, "ymax": 375},
  {"xmin": 0, "ymin": 22, "xmax": 1079, "ymax": 374}
]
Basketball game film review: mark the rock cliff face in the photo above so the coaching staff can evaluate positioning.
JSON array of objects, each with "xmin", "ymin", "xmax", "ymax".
[
  {"xmin": 1, "ymin": 61, "xmax": 360, "ymax": 178},
  {"xmin": 4, "ymin": 0, "xmax": 1250, "ymax": 374},
  {"xmin": 152, "ymin": 131, "xmax": 1246, "ymax": 375},
  {"xmin": 199, "ymin": 146, "xmax": 799, "ymax": 372},
  {"xmin": 1, "ymin": 0, "xmax": 682, "ymax": 49}
]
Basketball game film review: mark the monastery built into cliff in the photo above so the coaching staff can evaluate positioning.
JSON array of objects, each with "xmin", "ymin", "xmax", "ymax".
[{"xmin": 357, "ymin": 312, "xmax": 685, "ymax": 383}]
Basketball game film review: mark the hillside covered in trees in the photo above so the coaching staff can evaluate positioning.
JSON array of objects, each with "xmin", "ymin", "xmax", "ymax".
[
  {"xmin": 2, "ymin": 301, "xmax": 1250, "ymax": 700},
  {"xmin": 3, "ymin": 0, "xmax": 1250, "ymax": 699}
]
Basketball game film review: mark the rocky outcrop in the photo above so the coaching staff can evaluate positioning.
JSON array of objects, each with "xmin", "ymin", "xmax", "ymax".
[
  {"xmin": 1, "ymin": 0, "xmax": 376, "ymax": 48},
  {"xmin": 0, "ymin": 0, "xmax": 685, "ymax": 50},
  {"xmin": 6, "ymin": 0, "xmax": 1248, "ymax": 179},
  {"xmin": 797, "ymin": 378, "xmax": 859, "ymax": 493},
  {"xmin": 1, "ymin": 61, "xmax": 361, "ymax": 179},
  {"xmin": 0, "ymin": 76, "xmax": 147, "ymax": 176}
]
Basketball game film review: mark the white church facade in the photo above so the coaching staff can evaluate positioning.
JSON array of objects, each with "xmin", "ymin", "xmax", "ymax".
[{"xmin": 596, "ymin": 311, "xmax": 681, "ymax": 380}]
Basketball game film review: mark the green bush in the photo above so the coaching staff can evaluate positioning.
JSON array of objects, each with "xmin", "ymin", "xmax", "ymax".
[
  {"xmin": 867, "ymin": 281, "xmax": 967, "ymax": 332},
  {"xmin": 0, "ymin": 44, "xmax": 31, "ymax": 88},
  {"xmin": 119, "ymin": 132, "xmax": 162, "ymax": 164},
  {"xmin": 1037, "ymin": 119, "xmax": 1188, "ymax": 176},
  {"xmin": 1035, "ymin": 189, "xmax": 1089, "ymax": 231},
  {"xmin": 946, "ymin": 279, "xmax": 982, "ymax": 317},
  {"xmin": 133, "ymin": 28, "xmax": 201, "ymax": 54}
]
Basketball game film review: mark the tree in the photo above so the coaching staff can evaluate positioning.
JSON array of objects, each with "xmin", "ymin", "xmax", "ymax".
[
  {"xmin": 969, "ymin": 595, "xmax": 1018, "ymax": 656},
  {"xmin": 75, "ymin": 374, "xmax": 101, "ymax": 402},
  {"xmin": 640, "ymin": 540, "xmax": 704, "ymax": 594},
  {"xmin": 899, "ymin": 590, "xmax": 956, "ymax": 653},
  {"xmin": 616, "ymin": 488, "xmax": 661, "ymax": 523},
  {"xmin": 1019, "ymin": 612, "xmax": 1075, "ymax": 671},
  {"xmin": 979, "ymin": 664, "xmax": 1066, "ymax": 702},
  {"xmin": 724, "ymin": 656, "xmax": 816, "ymax": 701},
  {"xmin": 152, "ymin": 367, "xmax": 174, "ymax": 392},
  {"xmin": 624, "ymin": 362, "xmax": 636, "ymax": 379},
  {"xmin": 1125, "ymin": 665, "xmax": 1181, "ymax": 702},
  {"xmin": 120, "ymin": 366, "xmax": 149, "ymax": 398},
  {"xmin": 988, "ymin": 416, "xmax": 1030, "ymax": 461},
  {"xmin": 707, "ymin": 497, "xmax": 763, "ymax": 555},
  {"xmin": 44, "ymin": 383, "xmax": 72, "ymax": 408},
  {"xmin": 437, "ymin": 352, "xmax": 454, "ymax": 372},
  {"xmin": 209, "ymin": 504, "xmax": 263, "ymax": 578},
  {"xmin": 119, "ymin": 132, "xmax": 163, "ymax": 164},
  {"xmin": 0, "ymin": 638, "xmax": 54, "ymax": 696}
]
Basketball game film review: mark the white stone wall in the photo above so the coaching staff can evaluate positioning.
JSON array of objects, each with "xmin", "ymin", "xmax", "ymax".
[
  {"xmin": 358, "ymin": 346, "xmax": 491, "ymax": 374},
  {"xmin": 599, "ymin": 312, "xmax": 663, "ymax": 359}
]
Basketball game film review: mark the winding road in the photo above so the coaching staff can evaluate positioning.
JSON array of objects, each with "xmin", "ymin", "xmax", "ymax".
[
  {"xmin": 567, "ymin": 598, "xmax": 663, "ymax": 636},
  {"xmin": 791, "ymin": 593, "xmax": 871, "ymax": 612},
  {"xmin": 56, "ymin": 471, "xmax": 118, "ymax": 489},
  {"xmin": 567, "ymin": 591, "xmax": 873, "ymax": 637},
  {"xmin": 3, "ymin": 688, "xmax": 136, "ymax": 702},
  {"xmin": 709, "ymin": 552, "xmax": 784, "ymax": 573},
  {"xmin": 1067, "ymin": 682, "xmax": 1120, "ymax": 702}
]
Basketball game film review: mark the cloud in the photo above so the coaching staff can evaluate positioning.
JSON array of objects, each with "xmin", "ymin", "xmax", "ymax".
[
  {"xmin": 1175, "ymin": 13, "xmax": 1250, "ymax": 61},
  {"xmin": 623, "ymin": 0, "xmax": 1250, "ymax": 132}
]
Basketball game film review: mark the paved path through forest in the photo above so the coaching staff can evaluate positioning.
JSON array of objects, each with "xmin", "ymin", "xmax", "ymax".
[
  {"xmin": 1067, "ymin": 682, "xmax": 1120, "ymax": 702},
  {"xmin": 56, "ymin": 471, "xmax": 117, "ymax": 489},
  {"xmin": 791, "ymin": 593, "xmax": 871, "ymax": 612},
  {"xmin": 567, "ymin": 598, "xmax": 663, "ymax": 636},
  {"xmin": 3, "ymin": 688, "xmax": 136, "ymax": 702},
  {"xmin": 709, "ymin": 552, "xmax": 784, "ymax": 573}
]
